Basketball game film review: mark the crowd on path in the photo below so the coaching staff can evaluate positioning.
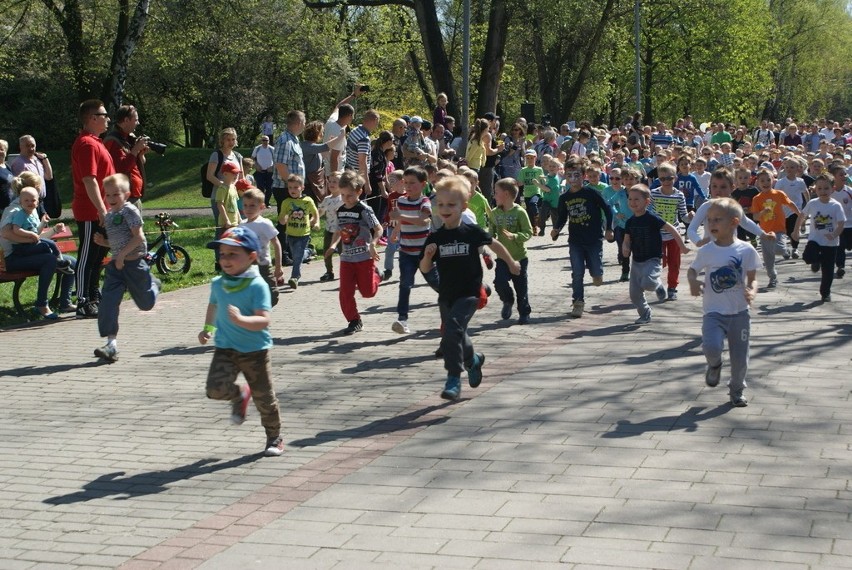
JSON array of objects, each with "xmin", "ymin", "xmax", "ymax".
[{"xmin": 1, "ymin": 92, "xmax": 851, "ymax": 455}]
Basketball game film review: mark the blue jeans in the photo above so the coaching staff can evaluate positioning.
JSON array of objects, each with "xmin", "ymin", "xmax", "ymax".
[
  {"xmin": 396, "ymin": 252, "xmax": 420, "ymax": 320},
  {"xmin": 286, "ymin": 235, "xmax": 310, "ymax": 280},
  {"xmin": 4, "ymin": 250, "xmax": 57, "ymax": 307},
  {"xmin": 58, "ymin": 255, "xmax": 77, "ymax": 307},
  {"xmin": 12, "ymin": 238, "xmax": 61, "ymax": 258},
  {"xmin": 524, "ymin": 195, "xmax": 540, "ymax": 226},
  {"xmin": 569, "ymin": 241, "xmax": 603, "ymax": 302},
  {"xmin": 98, "ymin": 258, "xmax": 158, "ymax": 338},
  {"xmin": 384, "ymin": 234, "xmax": 399, "ymax": 273},
  {"xmin": 494, "ymin": 257, "xmax": 530, "ymax": 316}
]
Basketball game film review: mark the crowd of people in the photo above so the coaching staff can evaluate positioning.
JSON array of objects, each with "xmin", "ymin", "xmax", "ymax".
[{"xmin": 1, "ymin": 91, "xmax": 851, "ymax": 455}]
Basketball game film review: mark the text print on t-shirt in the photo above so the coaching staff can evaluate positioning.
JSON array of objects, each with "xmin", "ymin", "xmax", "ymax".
[
  {"xmin": 439, "ymin": 241, "xmax": 471, "ymax": 257},
  {"xmin": 565, "ymin": 197, "xmax": 591, "ymax": 224}
]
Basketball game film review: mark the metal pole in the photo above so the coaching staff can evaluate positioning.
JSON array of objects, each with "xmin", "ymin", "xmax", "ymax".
[
  {"xmin": 461, "ymin": 0, "xmax": 471, "ymax": 153},
  {"xmin": 634, "ymin": 0, "xmax": 641, "ymax": 113}
]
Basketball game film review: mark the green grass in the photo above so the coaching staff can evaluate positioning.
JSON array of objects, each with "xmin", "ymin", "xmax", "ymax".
[{"xmin": 0, "ymin": 214, "xmax": 327, "ymax": 327}]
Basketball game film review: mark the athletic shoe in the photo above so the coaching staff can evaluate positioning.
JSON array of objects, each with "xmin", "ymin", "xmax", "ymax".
[
  {"xmin": 518, "ymin": 313, "xmax": 530, "ymax": 325},
  {"xmin": 482, "ymin": 253, "xmax": 494, "ymax": 270},
  {"xmin": 551, "ymin": 231, "xmax": 559, "ymax": 242},
  {"xmin": 821, "ymin": 294, "xmax": 831, "ymax": 302},
  {"xmin": 620, "ymin": 271, "xmax": 630, "ymax": 282},
  {"xmin": 705, "ymin": 364, "xmax": 722, "ymax": 387},
  {"xmin": 782, "ymin": 253, "xmax": 791, "ymax": 260},
  {"xmin": 667, "ymin": 288, "xmax": 678, "ymax": 301},
  {"xmin": 730, "ymin": 395, "xmax": 748, "ymax": 408},
  {"xmin": 382, "ymin": 269, "xmax": 392, "ymax": 281},
  {"xmin": 634, "ymin": 310, "xmax": 651, "ymax": 325},
  {"xmin": 655, "ymin": 284, "xmax": 667, "ymax": 302},
  {"xmin": 501, "ymin": 302, "xmax": 512, "ymax": 320},
  {"xmin": 56, "ymin": 260, "xmax": 75, "ymax": 275},
  {"xmin": 231, "ymin": 384, "xmax": 251, "ymax": 425},
  {"xmin": 392, "ymin": 319, "xmax": 410, "ymax": 334},
  {"xmin": 288, "ymin": 277, "xmax": 298, "ymax": 289},
  {"xmin": 343, "ymin": 319, "xmax": 363, "ymax": 335},
  {"xmin": 767, "ymin": 278, "xmax": 778, "ymax": 288},
  {"xmin": 792, "ymin": 250, "xmax": 799, "ymax": 259},
  {"xmin": 811, "ymin": 262, "xmax": 820, "ymax": 273},
  {"xmin": 592, "ymin": 275, "xmax": 603, "ymax": 286},
  {"xmin": 570, "ymin": 300, "xmax": 584, "ymax": 318},
  {"xmin": 837, "ymin": 268, "xmax": 845, "ymax": 279},
  {"xmin": 434, "ymin": 346, "xmax": 443, "ymax": 359},
  {"xmin": 58, "ymin": 303, "xmax": 77, "ymax": 313},
  {"xmin": 320, "ymin": 272, "xmax": 335, "ymax": 282},
  {"xmin": 441, "ymin": 376, "xmax": 461, "ymax": 400},
  {"xmin": 466, "ymin": 353, "xmax": 485, "ymax": 388},
  {"xmin": 378, "ymin": 236, "xmax": 388, "ymax": 246},
  {"xmin": 264, "ymin": 436, "xmax": 285, "ymax": 457},
  {"xmin": 76, "ymin": 302, "xmax": 99, "ymax": 319},
  {"xmin": 94, "ymin": 344, "xmax": 118, "ymax": 363}
]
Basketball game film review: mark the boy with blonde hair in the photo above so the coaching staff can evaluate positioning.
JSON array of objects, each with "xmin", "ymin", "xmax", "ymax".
[{"xmin": 240, "ymin": 188, "xmax": 284, "ymax": 306}]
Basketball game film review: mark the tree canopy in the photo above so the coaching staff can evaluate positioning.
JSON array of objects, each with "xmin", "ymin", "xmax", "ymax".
[{"xmin": 1, "ymin": 0, "xmax": 851, "ymax": 148}]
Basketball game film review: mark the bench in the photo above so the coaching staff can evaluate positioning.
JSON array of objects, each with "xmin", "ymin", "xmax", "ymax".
[{"xmin": 0, "ymin": 227, "xmax": 78, "ymax": 318}]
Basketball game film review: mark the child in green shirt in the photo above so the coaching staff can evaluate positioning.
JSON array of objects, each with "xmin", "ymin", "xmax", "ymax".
[
  {"xmin": 517, "ymin": 149, "xmax": 544, "ymax": 234},
  {"xmin": 491, "ymin": 178, "xmax": 533, "ymax": 324},
  {"xmin": 277, "ymin": 174, "xmax": 319, "ymax": 289}
]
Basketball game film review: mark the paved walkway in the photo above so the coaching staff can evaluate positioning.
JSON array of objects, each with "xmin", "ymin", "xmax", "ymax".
[{"xmin": 1, "ymin": 234, "xmax": 850, "ymax": 570}]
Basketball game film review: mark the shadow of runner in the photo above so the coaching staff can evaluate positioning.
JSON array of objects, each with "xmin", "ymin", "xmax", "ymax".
[
  {"xmin": 1, "ymin": 360, "xmax": 110, "ymax": 377},
  {"xmin": 43, "ymin": 454, "xmax": 262, "ymax": 505},
  {"xmin": 290, "ymin": 403, "xmax": 453, "ymax": 448},
  {"xmin": 601, "ymin": 404, "xmax": 732, "ymax": 438}
]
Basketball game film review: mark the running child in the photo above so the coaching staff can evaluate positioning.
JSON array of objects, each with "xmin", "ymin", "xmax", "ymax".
[
  {"xmin": 318, "ymin": 170, "xmax": 344, "ymax": 282},
  {"xmin": 687, "ymin": 197, "xmax": 761, "ymax": 408},
  {"xmin": 517, "ymin": 149, "xmax": 544, "ymax": 234},
  {"xmin": 491, "ymin": 178, "xmax": 533, "ymax": 324},
  {"xmin": 240, "ymin": 188, "xmax": 284, "ymax": 306},
  {"xmin": 650, "ymin": 161, "xmax": 692, "ymax": 300},
  {"xmin": 688, "ymin": 168, "xmax": 770, "ymax": 246},
  {"xmin": 200, "ymin": 225, "xmax": 284, "ymax": 456},
  {"xmin": 420, "ymin": 176, "xmax": 519, "ymax": 400},
  {"xmin": 604, "ymin": 168, "xmax": 633, "ymax": 281},
  {"xmin": 278, "ymin": 174, "xmax": 319, "ymax": 289},
  {"xmin": 751, "ymin": 168, "xmax": 801, "ymax": 288}
]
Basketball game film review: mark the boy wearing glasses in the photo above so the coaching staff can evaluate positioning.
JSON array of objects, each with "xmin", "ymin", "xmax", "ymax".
[
  {"xmin": 551, "ymin": 157, "xmax": 613, "ymax": 318},
  {"xmin": 650, "ymin": 162, "xmax": 692, "ymax": 300}
]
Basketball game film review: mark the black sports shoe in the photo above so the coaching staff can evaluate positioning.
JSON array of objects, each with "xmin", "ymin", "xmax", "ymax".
[
  {"xmin": 343, "ymin": 319, "xmax": 363, "ymax": 335},
  {"xmin": 76, "ymin": 302, "xmax": 98, "ymax": 319},
  {"xmin": 730, "ymin": 395, "xmax": 748, "ymax": 407},
  {"xmin": 320, "ymin": 272, "xmax": 335, "ymax": 282},
  {"xmin": 501, "ymin": 302, "xmax": 512, "ymax": 320},
  {"xmin": 382, "ymin": 269, "xmax": 392, "ymax": 281},
  {"xmin": 836, "ymin": 268, "xmax": 845, "ymax": 279},
  {"xmin": 56, "ymin": 260, "xmax": 75, "ymax": 275}
]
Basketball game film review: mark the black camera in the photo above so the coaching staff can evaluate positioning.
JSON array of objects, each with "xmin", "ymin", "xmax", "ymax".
[{"xmin": 143, "ymin": 137, "xmax": 167, "ymax": 156}]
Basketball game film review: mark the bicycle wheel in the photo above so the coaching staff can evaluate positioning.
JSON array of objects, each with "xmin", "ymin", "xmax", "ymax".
[{"xmin": 156, "ymin": 244, "xmax": 192, "ymax": 274}]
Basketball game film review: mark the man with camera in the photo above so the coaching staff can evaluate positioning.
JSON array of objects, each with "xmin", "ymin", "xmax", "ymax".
[{"xmin": 103, "ymin": 104, "xmax": 150, "ymax": 206}]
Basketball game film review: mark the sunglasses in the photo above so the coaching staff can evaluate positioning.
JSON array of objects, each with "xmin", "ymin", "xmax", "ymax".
[
  {"xmin": 611, "ymin": 176, "xmax": 621, "ymax": 180},
  {"xmin": 659, "ymin": 176, "xmax": 675, "ymax": 181}
]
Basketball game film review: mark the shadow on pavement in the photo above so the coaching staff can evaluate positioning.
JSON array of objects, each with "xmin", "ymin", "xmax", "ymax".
[
  {"xmin": 0, "ymin": 360, "xmax": 111, "ymax": 377},
  {"xmin": 756, "ymin": 300, "xmax": 822, "ymax": 315},
  {"xmin": 290, "ymin": 403, "xmax": 453, "ymax": 448},
  {"xmin": 624, "ymin": 337, "xmax": 703, "ymax": 364},
  {"xmin": 601, "ymin": 404, "xmax": 732, "ymax": 438},
  {"xmin": 43, "ymin": 455, "xmax": 261, "ymax": 505},
  {"xmin": 140, "ymin": 345, "xmax": 214, "ymax": 358}
]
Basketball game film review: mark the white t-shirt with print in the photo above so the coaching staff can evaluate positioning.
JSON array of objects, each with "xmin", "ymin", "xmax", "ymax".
[
  {"xmin": 802, "ymin": 198, "xmax": 846, "ymax": 247},
  {"xmin": 241, "ymin": 217, "xmax": 279, "ymax": 266},
  {"xmin": 690, "ymin": 239, "xmax": 761, "ymax": 315}
]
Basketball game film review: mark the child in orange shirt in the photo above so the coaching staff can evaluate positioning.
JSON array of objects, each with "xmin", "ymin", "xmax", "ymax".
[{"xmin": 751, "ymin": 168, "xmax": 801, "ymax": 288}]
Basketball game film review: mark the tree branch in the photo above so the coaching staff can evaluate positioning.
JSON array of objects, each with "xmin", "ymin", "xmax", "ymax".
[{"xmin": 303, "ymin": 0, "xmax": 414, "ymax": 9}]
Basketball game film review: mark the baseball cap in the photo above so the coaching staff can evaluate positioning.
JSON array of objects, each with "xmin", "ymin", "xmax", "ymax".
[
  {"xmin": 235, "ymin": 179, "xmax": 253, "ymax": 191},
  {"xmin": 207, "ymin": 225, "xmax": 261, "ymax": 253},
  {"xmin": 524, "ymin": 149, "xmax": 537, "ymax": 156},
  {"xmin": 409, "ymin": 115, "xmax": 423, "ymax": 124},
  {"xmin": 220, "ymin": 162, "xmax": 241, "ymax": 175}
]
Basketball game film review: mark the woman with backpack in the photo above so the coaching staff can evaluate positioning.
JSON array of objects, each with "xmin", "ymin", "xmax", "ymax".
[{"xmin": 204, "ymin": 128, "xmax": 243, "ymax": 224}]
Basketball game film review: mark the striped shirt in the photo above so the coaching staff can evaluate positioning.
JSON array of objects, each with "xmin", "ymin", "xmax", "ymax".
[
  {"xmin": 345, "ymin": 125, "xmax": 371, "ymax": 172},
  {"xmin": 396, "ymin": 194, "xmax": 431, "ymax": 255},
  {"xmin": 650, "ymin": 188, "xmax": 687, "ymax": 241},
  {"xmin": 272, "ymin": 130, "xmax": 304, "ymax": 188}
]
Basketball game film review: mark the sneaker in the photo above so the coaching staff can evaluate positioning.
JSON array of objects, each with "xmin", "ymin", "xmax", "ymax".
[
  {"xmin": 667, "ymin": 288, "xmax": 678, "ymax": 301},
  {"xmin": 821, "ymin": 294, "xmax": 831, "ymax": 302},
  {"xmin": 58, "ymin": 303, "xmax": 77, "ymax": 313},
  {"xmin": 231, "ymin": 384, "xmax": 251, "ymax": 425},
  {"xmin": 441, "ymin": 376, "xmax": 462, "ymax": 400},
  {"xmin": 767, "ymin": 278, "xmax": 778, "ymax": 288},
  {"xmin": 382, "ymin": 269, "xmax": 392, "ymax": 281},
  {"xmin": 320, "ymin": 272, "xmax": 335, "ymax": 282},
  {"xmin": 288, "ymin": 277, "xmax": 298, "ymax": 289},
  {"xmin": 837, "ymin": 268, "xmax": 845, "ymax": 279},
  {"xmin": 466, "ymin": 353, "xmax": 485, "ymax": 388},
  {"xmin": 94, "ymin": 343, "xmax": 119, "ymax": 363},
  {"xmin": 705, "ymin": 364, "xmax": 722, "ymax": 387},
  {"xmin": 730, "ymin": 394, "xmax": 748, "ymax": 408},
  {"xmin": 76, "ymin": 302, "xmax": 98, "ymax": 319},
  {"xmin": 434, "ymin": 346, "xmax": 443, "ymax": 359},
  {"xmin": 483, "ymin": 253, "xmax": 494, "ymax": 270},
  {"xmin": 343, "ymin": 319, "xmax": 363, "ymax": 335},
  {"xmin": 655, "ymin": 284, "xmax": 667, "ymax": 302},
  {"xmin": 501, "ymin": 302, "xmax": 512, "ymax": 320},
  {"xmin": 56, "ymin": 260, "xmax": 75, "ymax": 275},
  {"xmin": 570, "ymin": 300, "xmax": 584, "ymax": 318},
  {"xmin": 551, "ymin": 231, "xmax": 559, "ymax": 242},
  {"xmin": 792, "ymin": 250, "xmax": 799, "ymax": 259},
  {"xmin": 782, "ymin": 252, "xmax": 791, "ymax": 260},
  {"xmin": 592, "ymin": 275, "xmax": 604, "ymax": 286},
  {"xmin": 263, "ymin": 436, "xmax": 285, "ymax": 457},
  {"xmin": 634, "ymin": 310, "xmax": 651, "ymax": 325},
  {"xmin": 620, "ymin": 271, "xmax": 630, "ymax": 282},
  {"xmin": 518, "ymin": 313, "xmax": 530, "ymax": 325},
  {"xmin": 392, "ymin": 319, "xmax": 410, "ymax": 334},
  {"xmin": 811, "ymin": 262, "xmax": 820, "ymax": 273},
  {"xmin": 378, "ymin": 236, "xmax": 388, "ymax": 246}
]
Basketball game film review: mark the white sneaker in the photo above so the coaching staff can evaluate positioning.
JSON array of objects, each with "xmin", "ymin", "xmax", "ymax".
[{"xmin": 392, "ymin": 320, "xmax": 410, "ymax": 334}]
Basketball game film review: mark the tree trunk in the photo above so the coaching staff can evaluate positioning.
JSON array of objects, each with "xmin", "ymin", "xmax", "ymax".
[
  {"xmin": 103, "ymin": 0, "xmax": 151, "ymax": 112},
  {"xmin": 41, "ymin": 0, "xmax": 93, "ymax": 98},
  {"xmin": 474, "ymin": 0, "xmax": 508, "ymax": 118},
  {"xmin": 412, "ymin": 0, "xmax": 458, "ymax": 120},
  {"xmin": 643, "ymin": 47, "xmax": 653, "ymax": 124}
]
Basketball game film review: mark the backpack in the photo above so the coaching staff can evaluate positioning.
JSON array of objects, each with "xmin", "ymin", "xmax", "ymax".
[
  {"xmin": 201, "ymin": 150, "xmax": 244, "ymax": 198},
  {"xmin": 201, "ymin": 150, "xmax": 224, "ymax": 198}
]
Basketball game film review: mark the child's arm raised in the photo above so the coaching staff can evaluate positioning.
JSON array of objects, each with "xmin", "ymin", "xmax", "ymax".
[
  {"xmin": 227, "ymin": 305, "xmax": 270, "ymax": 331},
  {"xmin": 198, "ymin": 303, "xmax": 217, "ymax": 344},
  {"xmin": 487, "ymin": 239, "xmax": 521, "ymax": 275}
]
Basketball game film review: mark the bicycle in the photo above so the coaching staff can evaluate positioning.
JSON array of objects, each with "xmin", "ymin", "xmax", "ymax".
[{"xmin": 147, "ymin": 212, "xmax": 192, "ymax": 275}]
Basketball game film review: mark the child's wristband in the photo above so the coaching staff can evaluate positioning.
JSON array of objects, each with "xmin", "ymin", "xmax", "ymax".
[{"xmin": 203, "ymin": 324, "xmax": 216, "ymax": 334}]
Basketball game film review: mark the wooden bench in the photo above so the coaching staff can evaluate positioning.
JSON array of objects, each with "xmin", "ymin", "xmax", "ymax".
[{"xmin": 0, "ymin": 227, "xmax": 78, "ymax": 318}]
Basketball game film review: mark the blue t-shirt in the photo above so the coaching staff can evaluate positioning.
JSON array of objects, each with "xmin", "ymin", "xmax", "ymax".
[
  {"xmin": 675, "ymin": 173, "xmax": 706, "ymax": 208},
  {"xmin": 209, "ymin": 272, "xmax": 272, "ymax": 352},
  {"xmin": 10, "ymin": 208, "xmax": 39, "ymax": 233},
  {"xmin": 625, "ymin": 211, "xmax": 666, "ymax": 262}
]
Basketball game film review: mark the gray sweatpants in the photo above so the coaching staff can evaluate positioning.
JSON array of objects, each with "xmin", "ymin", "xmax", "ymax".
[
  {"xmin": 760, "ymin": 233, "xmax": 789, "ymax": 281},
  {"xmin": 629, "ymin": 258, "xmax": 662, "ymax": 317},
  {"xmin": 702, "ymin": 310, "xmax": 750, "ymax": 398},
  {"xmin": 439, "ymin": 296, "xmax": 479, "ymax": 377}
]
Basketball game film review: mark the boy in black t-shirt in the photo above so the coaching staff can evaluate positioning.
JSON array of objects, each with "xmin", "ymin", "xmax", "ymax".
[
  {"xmin": 731, "ymin": 167, "xmax": 760, "ymax": 244},
  {"xmin": 420, "ymin": 176, "xmax": 519, "ymax": 401},
  {"xmin": 623, "ymin": 184, "xmax": 688, "ymax": 324}
]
